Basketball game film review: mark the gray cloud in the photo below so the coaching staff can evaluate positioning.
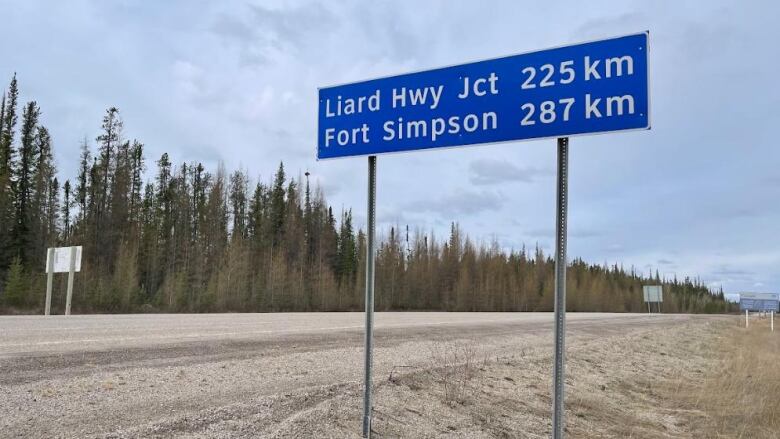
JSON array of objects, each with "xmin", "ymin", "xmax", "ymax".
[
  {"xmin": 246, "ymin": 3, "xmax": 336, "ymax": 49},
  {"xmin": 571, "ymin": 229, "xmax": 603, "ymax": 239},
  {"xmin": 711, "ymin": 266, "xmax": 755, "ymax": 278},
  {"xmin": 573, "ymin": 12, "xmax": 647, "ymax": 40},
  {"xmin": 211, "ymin": 3, "xmax": 336, "ymax": 65},
  {"xmin": 469, "ymin": 159, "xmax": 551, "ymax": 185},
  {"xmin": 405, "ymin": 189, "xmax": 504, "ymax": 217},
  {"xmin": 211, "ymin": 15, "xmax": 254, "ymax": 43},
  {"xmin": 525, "ymin": 228, "xmax": 553, "ymax": 239}
]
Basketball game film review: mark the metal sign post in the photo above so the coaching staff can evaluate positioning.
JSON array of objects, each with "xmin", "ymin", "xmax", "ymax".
[
  {"xmin": 65, "ymin": 246, "xmax": 77, "ymax": 315},
  {"xmin": 552, "ymin": 137, "xmax": 569, "ymax": 439},
  {"xmin": 362, "ymin": 155, "xmax": 377, "ymax": 438},
  {"xmin": 45, "ymin": 248, "xmax": 54, "ymax": 316}
]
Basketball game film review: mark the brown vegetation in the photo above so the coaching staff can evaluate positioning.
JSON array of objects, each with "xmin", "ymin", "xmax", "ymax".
[{"xmin": 684, "ymin": 316, "xmax": 780, "ymax": 438}]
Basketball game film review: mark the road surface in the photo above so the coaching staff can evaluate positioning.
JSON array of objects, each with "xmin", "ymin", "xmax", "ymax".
[{"xmin": 0, "ymin": 312, "xmax": 720, "ymax": 437}]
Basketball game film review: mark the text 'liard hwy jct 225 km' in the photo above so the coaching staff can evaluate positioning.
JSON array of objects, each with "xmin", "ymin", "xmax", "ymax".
[{"xmin": 317, "ymin": 32, "xmax": 649, "ymax": 159}]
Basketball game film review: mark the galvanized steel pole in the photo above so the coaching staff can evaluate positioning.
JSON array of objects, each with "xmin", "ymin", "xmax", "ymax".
[
  {"xmin": 362, "ymin": 155, "xmax": 377, "ymax": 438},
  {"xmin": 552, "ymin": 137, "xmax": 569, "ymax": 439},
  {"xmin": 65, "ymin": 246, "xmax": 77, "ymax": 316},
  {"xmin": 45, "ymin": 247, "xmax": 54, "ymax": 316}
]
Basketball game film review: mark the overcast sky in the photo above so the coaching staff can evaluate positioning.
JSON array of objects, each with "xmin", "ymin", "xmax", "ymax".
[{"xmin": 1, "ymin": 0, "xmax": 777, "ymax": 294}]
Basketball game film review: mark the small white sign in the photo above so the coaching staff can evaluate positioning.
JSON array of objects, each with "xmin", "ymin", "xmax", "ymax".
[
  {"xmin": 45, "ymin": 246, "xmax": 82, "ymax": 273},
  {"xmin": 643, "ymin": 285, "xmax": 663, "ymax": 303}
]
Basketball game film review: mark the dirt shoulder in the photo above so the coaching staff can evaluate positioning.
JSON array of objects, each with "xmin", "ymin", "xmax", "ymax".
[
  {"xmin": 94, "ymin": 316, "xmax": 730, "ymax": 438},
  {"xmin": 270, "ymin": 317, "xmax": 729, "ymax": 438},
  {"xmin": 1, "ymin": 314, "xmax": 743, "ymax": 438}
]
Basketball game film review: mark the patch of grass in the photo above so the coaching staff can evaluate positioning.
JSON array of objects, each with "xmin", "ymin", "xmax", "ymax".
[{"xmin": 688, "ymin": 318, "xmax": 780, "ymax": 437}]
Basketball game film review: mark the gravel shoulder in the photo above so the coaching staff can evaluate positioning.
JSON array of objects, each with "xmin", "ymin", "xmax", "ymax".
[{"xmin": 0, "ymin": 312, "xmax": 727, "ymax": 438}]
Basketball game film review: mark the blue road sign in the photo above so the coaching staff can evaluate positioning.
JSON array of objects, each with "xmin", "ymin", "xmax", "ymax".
[
  {"xmin": 740, "ymin": 299, "xmax": 779, "ymax": 312},
  {"xmin": 740, "ymin": 293, "xmax": 780, "ymax": 312},
  {"xmin": 317, "ymin": 32, "xmax": 649, "ymax": 159}
]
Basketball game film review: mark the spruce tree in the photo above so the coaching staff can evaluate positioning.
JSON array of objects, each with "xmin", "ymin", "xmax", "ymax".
[
  {"xmin": 12, "ymin": 101, "xmax": 40, "ymax": 265},
  {"xmin": 31, "ymin": 126, "xmax": 55, "ymax": 267},
  {"xmin": 191, "ymin": 163, "xmax": 206, "ymax": 241},
  {"xmin": 62, "ymin": 180, "xmax": 71, "ymax": 241},
  {"xmin": 269, "ymin": 162, "xmax": 286, "ymax": 244},
  {"xmin": 229, "ymin": 170, "xmax": 248, "ymax": 239},
  {"xmin": 0, "ymin": 74, "xmax": 18, "ymax": 176},
  {"xmin": 337, "ymin": 209, "xmax": 357, "ymax": 281},
  {"xmin": 128, "ymin": 141, "xmax": 144, "ymax": 225},
  {"xmin": 0, "ymin": 76, "xmax": 19, "ymax": 274},
  {"xmin": 95, "ymin": 107, "xmax": 121, "ymax": 216},
  {"xmin": 46, "ymin": 177, "xmax": 59, "ymax": 244},
  {"xmin": 76, "ymin": 138, "xmax": 90, "ymax": 221}
]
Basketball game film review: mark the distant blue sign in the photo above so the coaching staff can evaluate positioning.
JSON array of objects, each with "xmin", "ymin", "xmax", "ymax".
[
  {"xmin": 740, "ymin": 292, "xmax": 780, "ymax": 312},
  {"xmin": 318, "ymin": 32, "xmax": 649, "ymax": 159},
  {"xmin": 739, "ymin": 297, "xmax": 780, "ymax": 312},
  {"xmin": 740, "ymin": 300, "xmax": 779, "ymax": 312}
]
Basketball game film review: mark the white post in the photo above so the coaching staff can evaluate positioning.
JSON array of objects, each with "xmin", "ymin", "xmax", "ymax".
[
  {"xmin": 45, "ymin": 247, "xmax": 54, "ymax": 316},
  {"xmin": 771, "ymin": 311, "xmax": 774, "ymax": 332},
  {"xmin": 745, "ymin": 309, "xmax": 749, "ymax": 329},
  {"xmin": 65, "ymin": 246, "xmax": 76, "ymax": 316}
]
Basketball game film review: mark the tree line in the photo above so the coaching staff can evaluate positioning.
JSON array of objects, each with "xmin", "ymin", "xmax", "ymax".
[{"xmin": 0, "ymin": 75, "xmax": 733, "ymax": 314}]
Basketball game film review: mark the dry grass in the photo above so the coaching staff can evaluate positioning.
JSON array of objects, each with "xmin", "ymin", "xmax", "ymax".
[
  {"xmin": 685, "ymin": 317, "xmax": 780, "ymax": 438},
  {"xmin": 426, "ymin": 341, "xmax": 489, "ymax": 406}
]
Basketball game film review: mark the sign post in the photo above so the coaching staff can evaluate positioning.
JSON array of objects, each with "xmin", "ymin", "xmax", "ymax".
[
  {"xmin": 552, "ymin": 137, "xmax": 568, "ymax": 439},
  {"xmin": 317, "ymin": 32, "xmax": 650, "ymax": 438},
  {"xmin": 45, "ymin": 248, "xmax": 54, "ymax": 316},
  {"xmin": 362, "ymin": 155, "xmax": 377, "ymax": 438},
  {"xmin": 65, "ymin": 246, "xmax": 77, "ymax": 315}
]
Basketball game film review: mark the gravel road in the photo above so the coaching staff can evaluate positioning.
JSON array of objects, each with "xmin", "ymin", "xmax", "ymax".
[{"xmin": 0, "ymin": 312, "xmax": 720, "ymax": 438}]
